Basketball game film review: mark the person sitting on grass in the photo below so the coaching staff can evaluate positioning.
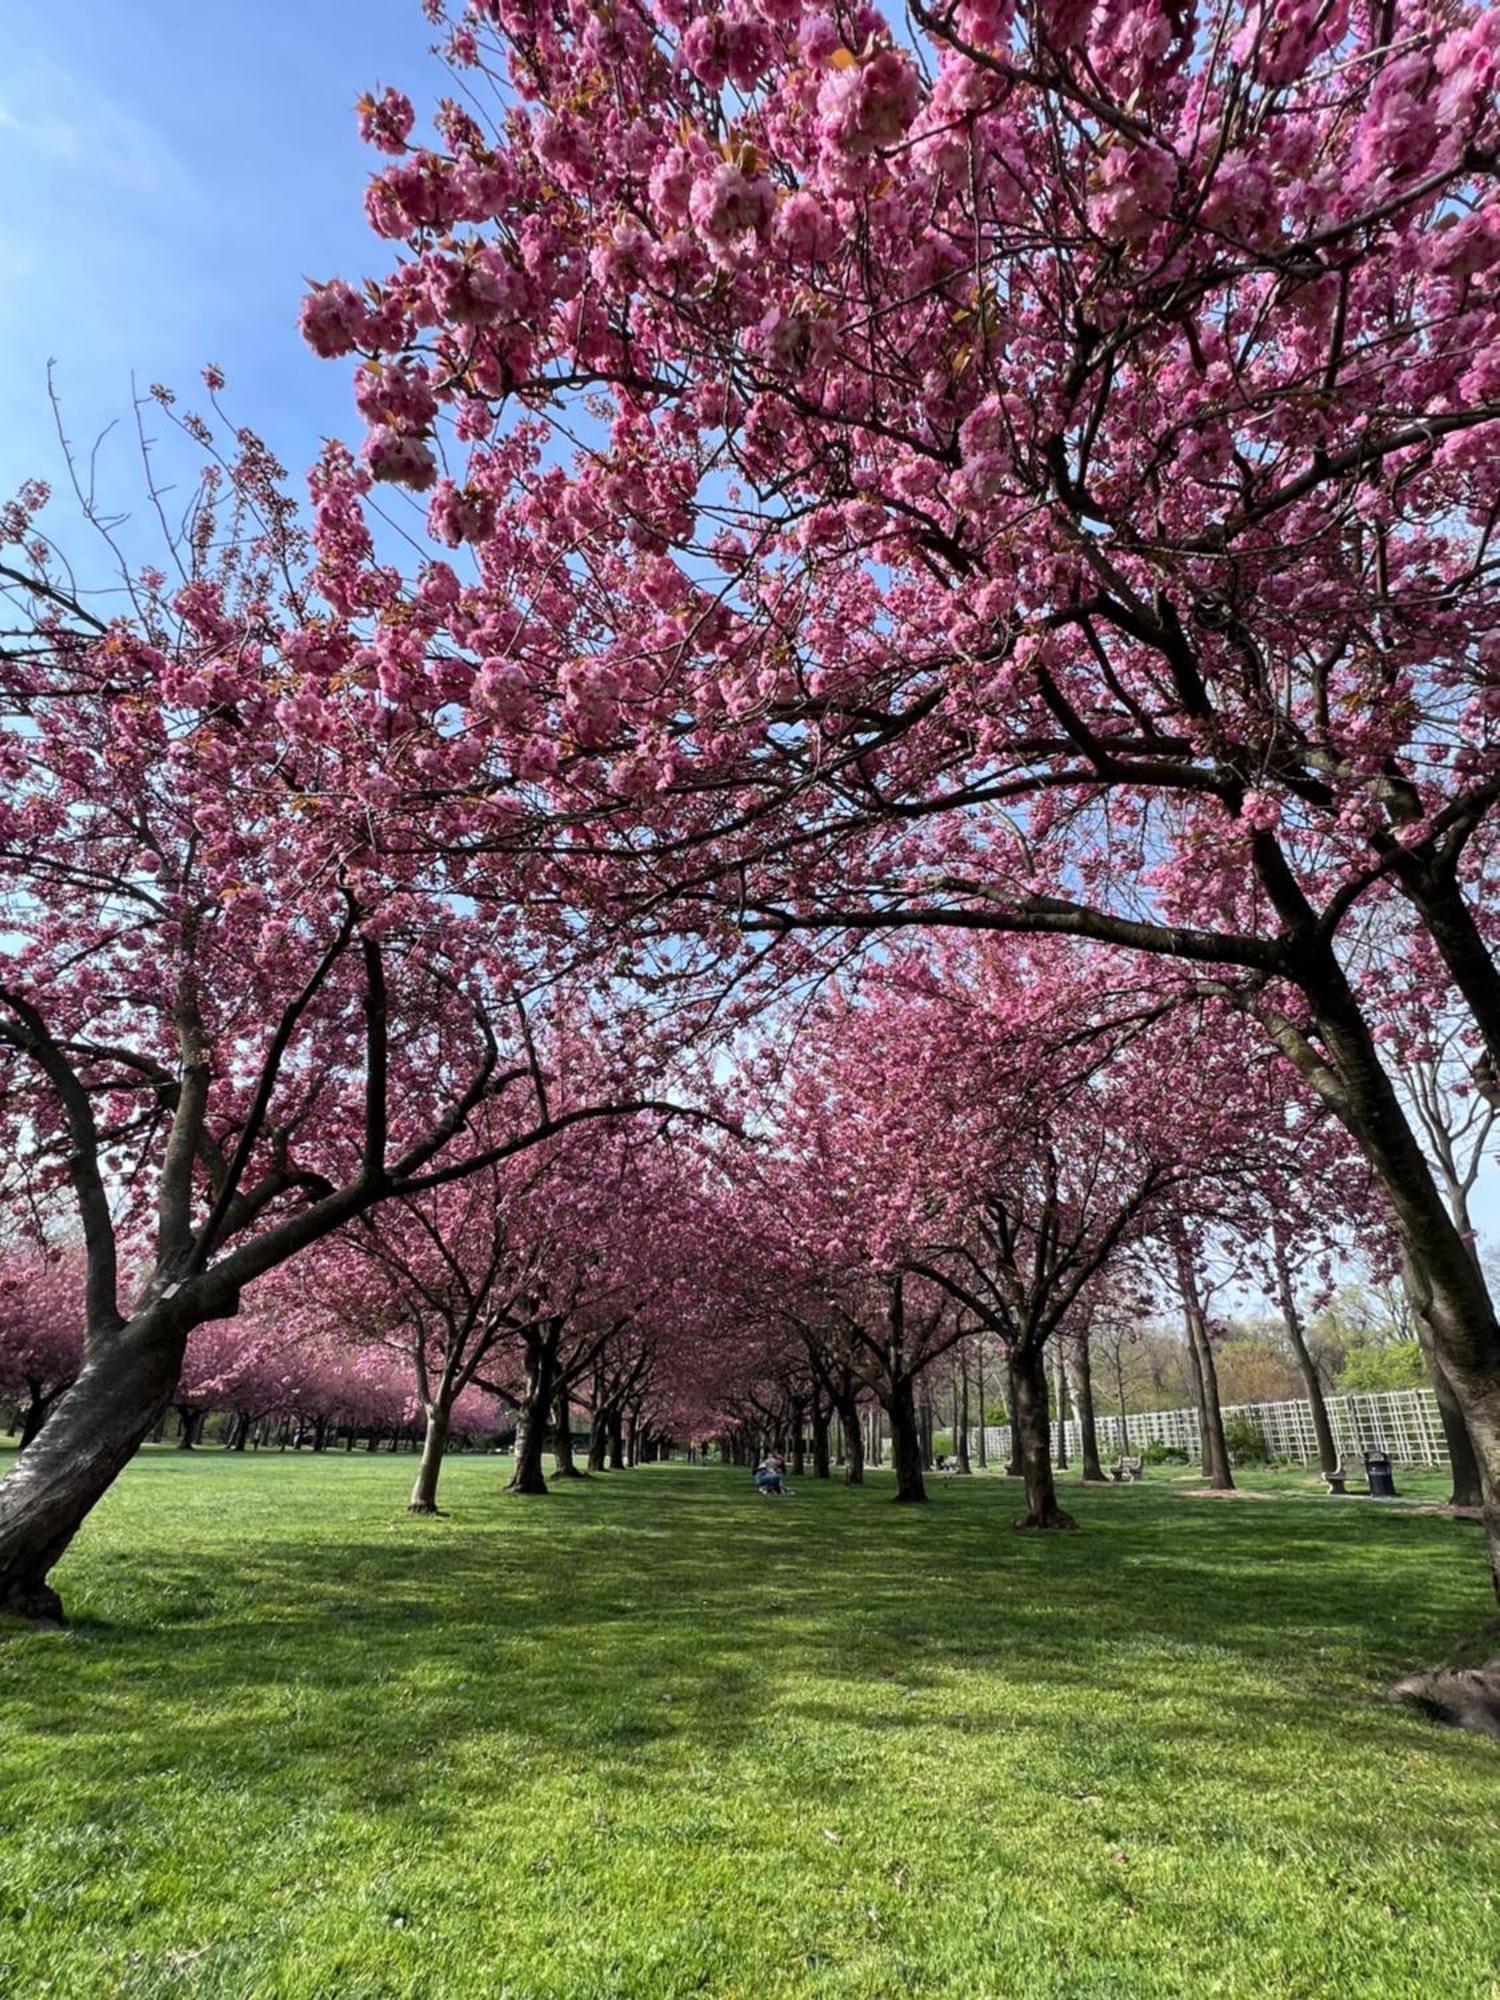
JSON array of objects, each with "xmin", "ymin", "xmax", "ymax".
[{"xmin": 754, "ymin": 1453, "xmax": 791, "ymax": 1497}]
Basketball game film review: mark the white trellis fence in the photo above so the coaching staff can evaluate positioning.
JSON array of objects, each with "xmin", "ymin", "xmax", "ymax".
[{"xmin": 971, "ymin": 1386, "xmax": 1449, "ymax": 1467}]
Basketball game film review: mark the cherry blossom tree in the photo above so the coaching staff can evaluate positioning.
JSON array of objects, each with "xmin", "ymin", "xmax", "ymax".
[
  {"xmin": 312, "ymin": 0, "xmax": 1500, "ymax": 1587},
  {"xmin": 0, "ymin": 427, "xmax": 700, "ymax": 1624},
  {"xmin": 0, "ymin": 1248, "xmax": 84, "ymax": 1449}
]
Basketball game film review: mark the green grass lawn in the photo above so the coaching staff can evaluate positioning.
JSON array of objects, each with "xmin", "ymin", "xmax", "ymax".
[{"xmin": 1, "ymin": 1450, "xmax": 1497, "ymax": 1999}]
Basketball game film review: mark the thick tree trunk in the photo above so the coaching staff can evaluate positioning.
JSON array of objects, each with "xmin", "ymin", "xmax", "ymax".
[
  {"xmin": 1177, "ymin": 1252, "xmax": 1234, "ymax": 1490},
  {"xmin": 507, "ymin": 1345, "xmax": 557, "ymax": 1496},
  {"xmin": 1010, "ymin": 1343, "xmax": 1076, "ymax": 1530},
  {"xmin": 810, "ymin": 1396, "xmax": 832, "ymax": 1479},
  {"xmin": 588, "ymin": 1404, "xmax": 610, "ymax": 1473},
  {"xmin": 1069, "ymin": 1336, "xmax": 1107, "ymax": 1483},
  {"xmin": 790, "ymin": 1398, "xmax": 806, "ymax": 1478},
  {"xmin": 837, "ymin": 1398, "xmax": 865, "ymax": 1485},
  {"xmin": 409, "ymin": 1403, "xmax": 451, "ymax": 1513},
  {"xmin": 1274, "ymin": 1239, "xmax": 1341, "ymax": 1479},
  {"xmin": 918, "ymin": 1398, "xmax": 935, "ymax": 1472},
  {"xmin": 1291, "ymin": 973, "xmax": 1500, "ymax": 1587},
  {"xmin": 552, "ymin": 1385, "xmax": 584, "ymax": 1478},
  {"xmin": 885, "ymin": 1376, "xmax": 927, "ymax": 1503},
  {"xmin": 0, "ymin": 1309, "xmax": 189, "ymax": 1622},
  {"xmin": 608, "ymin": 1406, "xmax": 626, "ymax": 1471}
]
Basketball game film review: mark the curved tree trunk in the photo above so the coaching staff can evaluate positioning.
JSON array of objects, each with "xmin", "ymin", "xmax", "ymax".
[
  {"xmin": 885, "ymin": 1376, "xmax": 927, "ymax": 1503},
  {"xmin": 409, "ymin": 1402, "xmax": 451, "ymax": 1513},
  {"xmin": 1010, "ymin": 1342, "xmax": 1076, "ymax": 1529},
  {"xmin": 507, "ymin": 1343, "xmax": 557, "ymax": 1496},
  {"xmin": 0, "ymin": 1308, "xmax": 189, "ymax": 1623},
  {"xmin": 552, "ymin": 1385, "xmax": 584, "ymax": 1478}
]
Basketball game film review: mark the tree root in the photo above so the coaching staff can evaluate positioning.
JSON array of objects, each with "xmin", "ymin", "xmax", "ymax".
[
  {"xmin": 1012, "ymin": 1507, "xmax": 1080, "ymax": 1531},
  {"xmin": 1389, "ymin": 1659, "xmax": 1500, "ymax": 1741}
]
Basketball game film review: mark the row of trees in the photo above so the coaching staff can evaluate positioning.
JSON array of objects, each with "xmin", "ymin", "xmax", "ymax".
[{"xmin": 3, "ymin": 0, "xmax": 1500, "ymax": 1634}]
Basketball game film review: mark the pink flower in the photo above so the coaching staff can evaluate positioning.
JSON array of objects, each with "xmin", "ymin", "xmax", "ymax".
[
  {"xmin": 427, "ymin": 480, "xmax": 496, "ymax": 547},
  {"xmin": 299, "ymin": 280, "xmax": 370, "ymax": 359},
  {"xmin": 818, "ymin": 48, "xmax": 921, "ymax": 160},
  {"xmin": 688, "ymin": 163, "xmax": 775, "ymax": 258},
  {"xmin": 360, "ymin": 427, "xmax": 438, "ymax": 491},
  {"xmin": 773, "ymin": 190, "xmax": 841, "ymax": 263},
  {"xmin": 357, "ymin": 87, "xmax": 415, "ymax": 154}
]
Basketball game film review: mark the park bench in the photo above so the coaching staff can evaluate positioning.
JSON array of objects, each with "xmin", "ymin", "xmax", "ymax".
[{"xmin": 1110, "ymin": 1456, "xmax": 1144, "ymax": 1483}]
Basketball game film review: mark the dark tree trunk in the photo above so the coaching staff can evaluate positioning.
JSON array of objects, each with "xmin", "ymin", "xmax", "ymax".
[
  {"xmin": 233, "ymin": 1413, "xmax": 252, "ymax": 1452},
  {"xmin": 552, "ymin": 1385, "xmax": 584, "ymax": 1478},
  {"xmin": 0, "ymin": 1308, "xmax": 190, "ymax": 1623},
  {"xmin": 18, "ymin": 1386, "xmax": 60, "ymax": 1452},
  {"xmin": 588, "ymin": 1404, "xmax": 610, "ymax": 1473},
  {"xmin": 885, "ymin": 1376, "xmax": 927, "ymax": 1503},
  {"xmin": 836, "ymin": 1397, "xmax": 864, "ymax": 1485},
  {"xmin": 810, "ymin": 1395, "xmax": 832, "ymax": 1479},
  {"xmin": 409, "ymin": 1402, "xmax": 451, "ymax": 1513},
  {"xmin": 1402, "ymin": 1260, "xmax": 1486, "ymax": 1509},
  {"xmin": 1053, "ymin": 1349, "xmax": 1070, "ymax": 1469},
  {"xmin": 918, "ymin": 1398, "xmax": 935, "ymax": 1472},
  {"xmin": 955, "ymin": 1360, "xmax": 972, "ymax": 1474},
  {"xmin": 1274, "ymin": 1239, "xmax": 1341, "ymax": 1479},
  {"xmin": 507, "ymin": 1343, "xmax": 557, "ymax": 1496},
  {"xmin": 1178, "ymin": 1257, "xmax": 1234, "ymax": 1491},
  {"xmin": 1005, "ymin": 1357, "xmax": 1023, "ymax": 1477},
  {"xmin": 790, "ymin": 1399, "xmax": 806, "ymax": 1478},
  {"xmin": 974, "ymin": 1348, "xmax": 987, "ymax": 1469},
  {"xmin": 1070, "ymin": 1337, "xmax": 1107, "ymax": 1483},
  {"xmin": 608, "ymin": 1406, "xmax": 626, "ymax": 1471},
  {"xmin": 1010, "ymin": 1343, "xmax": 1077, "ymax": 1530},
  {"xmin": 175, "ymin": 1406, "xmax": 201, "ymax": 1450}
]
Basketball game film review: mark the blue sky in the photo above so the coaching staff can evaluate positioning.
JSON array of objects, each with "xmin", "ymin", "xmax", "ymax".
[{"xmin": 0, "ymin": 0, "xmax": 441, "ymax": 508}]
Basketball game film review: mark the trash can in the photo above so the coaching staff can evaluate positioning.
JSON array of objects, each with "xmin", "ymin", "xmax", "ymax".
[{"xmin": 1365, "ymin": 1451, "xmax": 1397, "ymax": 1499}]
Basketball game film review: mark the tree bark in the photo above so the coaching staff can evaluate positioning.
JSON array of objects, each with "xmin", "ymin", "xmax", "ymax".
[
  {"xmin": 810, "ymin": 1394, "xmax": 831, "ymax": 1479},
  {"xmin": 1273, "ymin": 1236, "xmax": 1341, "ymax": 1479},
  {"xmin": 1053, "ymin": 1349, "xmax": 1070, "ymax": 1469},
  {"xmin": 1005, "ymin": 1356, "xmax": 1023, "ymax": 1476},
  {"xmin": 1178, "ymin": 1252, "xmax": 1234, "ymax": 1491},
  {"xmin": 836, "ymin": 1397, "xmax": 865, "ymax": 1485},
  {"xmin": 790, "ymin": 1397, "xmax": 806, "ymax": 1478},
  {"xmin": 885, "ymin": 1375, "xmax": 927, "ymax": 1503},
  {"xmin": 608, "ymin": 1406, "xmax": 626, "ymax": 1471},
  {"xmin": 974, "ymin": 1347, "xmax": 987, "ymax": 1469},
  {"xmin": 1069, "ymin": 1335, "xmax": 1107, "ymax": 1483},
  {"xmin": 1010, "ymin": 1342, "xmax": 1077, "ymax": 1529},
  {"xmin": 588, "ymin": 1404, "xmax": 610, "ymax": 1473},
  {"xmin": 0, "ymin": 1307, "xmax": 190, "ymax": 1622},
  {"xmin": 955, "ymin": 1358, "xmax": 971, "ymax": 1474},
  {"xmin": 507, "ymin": 1342, "xmax": 557, "ymax": 1496},
  {"xmin": 552, "ymin": 1385, "xmax": 585, "ymax": 1478},
  {"xmin": 409, "ymin": 1402, "xmax": 451, "ymax": 1513}
]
